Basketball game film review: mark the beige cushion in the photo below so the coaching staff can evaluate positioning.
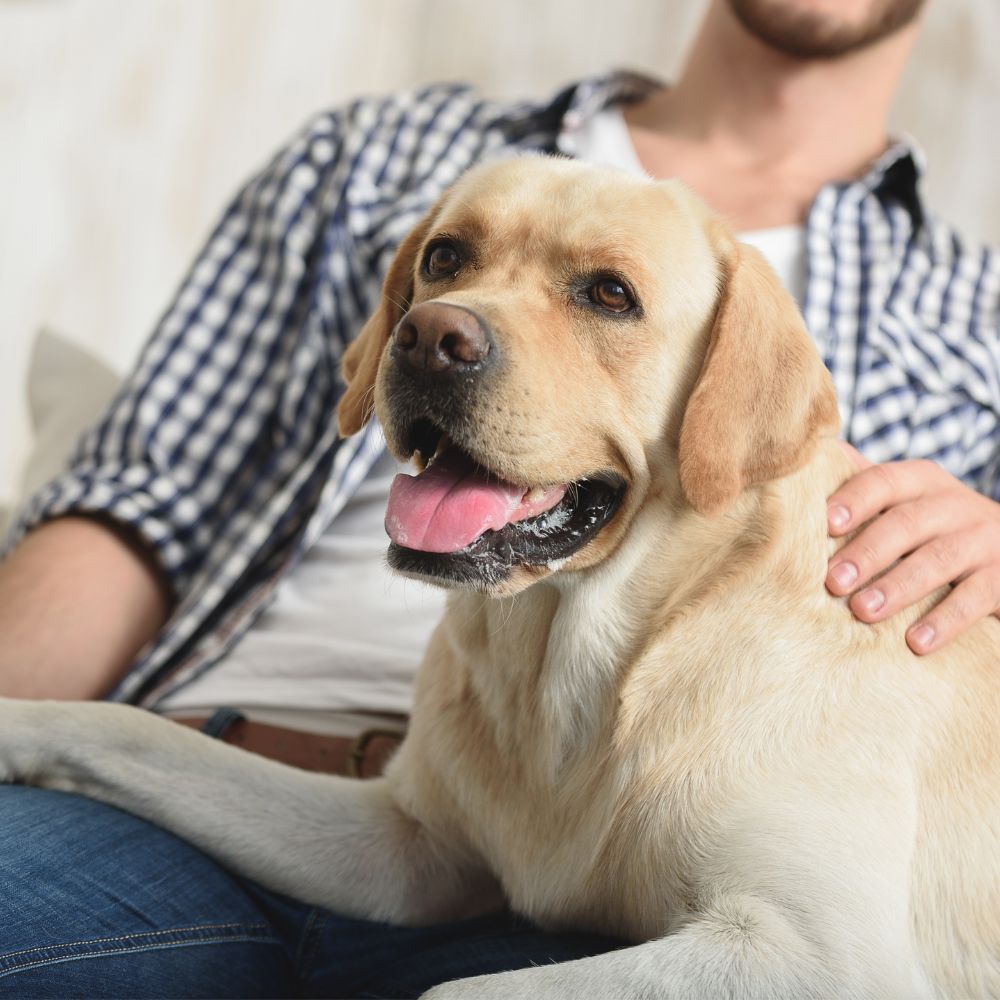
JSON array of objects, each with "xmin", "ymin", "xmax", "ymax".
[{"xmin": 19, "ymin": 328, "xmax": 121, "ymax": 503}]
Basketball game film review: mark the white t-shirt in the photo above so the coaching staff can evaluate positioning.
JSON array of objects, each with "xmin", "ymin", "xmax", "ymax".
[
  {"xmin": 157, "ymin": 448, "xmax": 447, "ymax": 720},
  {"xmin": 159, "ymin": 107, "xmax": 806, "ymax": 722}
]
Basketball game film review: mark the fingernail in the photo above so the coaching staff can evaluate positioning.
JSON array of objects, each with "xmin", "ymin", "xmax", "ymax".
[
  {"xmin": 828, "ymin": 504, "xmax": 851, "ymax": 530},
  {"xmin": 829, "ymin": 561, "xmax": 858, "ymax": 590},
  {"xmin": 909, "ymin": 623, "xmax": 935, "ymax": 652},
  {"xmin": 856, "ymin": 588, "xmax": 885, "ymax": 614}
]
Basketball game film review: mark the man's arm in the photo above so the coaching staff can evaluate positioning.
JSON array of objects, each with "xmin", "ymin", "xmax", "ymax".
[{"xmin": 0, "ymin": 517, "xmax": 171, "ymax": 699}]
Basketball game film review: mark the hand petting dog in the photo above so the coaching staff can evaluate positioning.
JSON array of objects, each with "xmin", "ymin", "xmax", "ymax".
[{"xmin": 827, "ymin": 441, "xmax": 1000, "ymax": 654}]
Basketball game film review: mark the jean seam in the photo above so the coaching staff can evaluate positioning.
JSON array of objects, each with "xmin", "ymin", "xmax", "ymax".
[
  {"xmin": 293, "ymin": 908, "xmax": 330, "ymax": 981},
  {"xmin": 0, "ymin": 927, "xmax": 279, "ymax": 978},
  {"xmin": 0, "ymin": 921, "xmax": 271, "ymax": 964}
]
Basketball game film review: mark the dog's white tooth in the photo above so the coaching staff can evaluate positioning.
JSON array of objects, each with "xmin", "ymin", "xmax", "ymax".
[
  {"xmin": 525, "ymin": 487, "xmax": 546, "ymax": 504},
  {"xmin": 411, "ymin": 450, "xmax": 427, "ymax": 473}
]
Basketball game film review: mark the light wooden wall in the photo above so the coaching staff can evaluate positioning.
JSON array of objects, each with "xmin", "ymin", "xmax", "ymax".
[{"xmin": 1, "ymin": 0, "xmax": 997, "ymax": 505}]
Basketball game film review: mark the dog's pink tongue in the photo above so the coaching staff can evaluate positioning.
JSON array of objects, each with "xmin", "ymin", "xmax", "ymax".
[{"xmin": 386, "ymin": 449, "xmax": 567, "ymax": 553}]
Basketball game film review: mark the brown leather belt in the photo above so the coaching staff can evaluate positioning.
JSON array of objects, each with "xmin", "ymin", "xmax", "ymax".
[{"xmin": 172, "ymin": 714, "xmax": 404, "ymax": 779}]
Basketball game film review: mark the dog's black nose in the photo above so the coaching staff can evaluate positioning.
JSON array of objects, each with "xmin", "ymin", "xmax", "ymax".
[{"xmin": 392, "ymin": 302, "xmax": 493, "ymax": 376}]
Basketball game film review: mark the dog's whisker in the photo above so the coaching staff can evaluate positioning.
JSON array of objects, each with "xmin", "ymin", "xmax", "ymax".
[
  {"xmin": 486, "ymin": 594, "xmax": 517, "ymax": 636},
  {"xmin": 386, "ymin": 289, "xmax": 412, "ymax": 316}
]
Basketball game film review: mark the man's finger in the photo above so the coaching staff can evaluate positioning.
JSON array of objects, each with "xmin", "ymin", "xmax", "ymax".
[
  {"xmin": 906, "ymin": 569, "xmax": 1000, "ymax": 655},
  {"xmin": 841, "ymin": 530, "xmax": 980, "ymax": 623},
  {"xmin": 827, "ymin": 459, "xmax": 941, "ymax": 536},
  {"xmin": 826, "ymin": 498, "xmax": 950, "ymax": 600}
]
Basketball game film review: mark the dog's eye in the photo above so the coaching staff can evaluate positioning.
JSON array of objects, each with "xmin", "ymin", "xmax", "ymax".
[
  {"xmin": 424, "ymin": 242, "xmax": 463, "ymax": 278},
  {"xmin": 588, "ymin": 278, "xmax": 635, "ymax": 314}
]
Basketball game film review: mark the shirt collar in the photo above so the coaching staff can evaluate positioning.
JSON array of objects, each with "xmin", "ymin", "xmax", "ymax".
[
  {"xmin": 494, "ymin": 70, "xmax": 661, "ymax": 150},
  {"xmin": 557, "ymin": 70, "xmax": 663, "ymax": 138},
  {"xmin": 854, "ymin": 136, "xmax": 926, "ymax": 230}
]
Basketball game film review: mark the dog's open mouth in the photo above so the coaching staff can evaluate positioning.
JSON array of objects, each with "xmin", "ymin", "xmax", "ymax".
[{"xmin": 385, "ymin": 419, "xmax": 625, "ymax": 586}]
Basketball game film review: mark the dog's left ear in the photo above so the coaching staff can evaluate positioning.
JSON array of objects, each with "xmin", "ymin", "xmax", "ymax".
[
  {"xmin": 678, "ymin": 224, "xmax": 840, "ymax": 515},
  {"xmin": 336, "ymin": 201, "xmax": 444, "ymax": 437}
]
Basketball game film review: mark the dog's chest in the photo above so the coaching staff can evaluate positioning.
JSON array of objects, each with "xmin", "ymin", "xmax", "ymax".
[
  {"xmin": 437, "ymin": 724, "xmax": 712, "ymax": 942},
  {"xmin": 415, "ymin": 632, "xmax": 828, "ymax": 940},
  {"xmin": 410, "ymin": 569, "xmax": 791, "ymax": 940}
]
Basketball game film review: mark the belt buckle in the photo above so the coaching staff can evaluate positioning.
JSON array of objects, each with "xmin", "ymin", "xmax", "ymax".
[{"xmin": 347, "ymin": 727, "xmax": 404, "ymax": 778}]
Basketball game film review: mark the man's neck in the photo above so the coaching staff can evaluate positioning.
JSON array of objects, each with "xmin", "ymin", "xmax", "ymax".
[{"xmin": 624, "ymin": 0, "xmax": 920, "ymax": 229}]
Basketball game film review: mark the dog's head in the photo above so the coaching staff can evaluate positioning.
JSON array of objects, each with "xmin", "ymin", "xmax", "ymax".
[{"xmin": 338, "ymin": 156, "xmax": 838, "ymax": 596}]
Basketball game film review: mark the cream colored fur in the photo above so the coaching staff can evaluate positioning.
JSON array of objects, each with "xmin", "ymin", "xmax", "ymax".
[{"xmin": 2, "ymin": 157, "xmax": 998, "ymax": 999}]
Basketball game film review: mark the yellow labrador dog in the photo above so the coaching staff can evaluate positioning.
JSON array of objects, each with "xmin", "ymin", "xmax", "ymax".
[{"xmin": 3, "ymin": 156, "xmax": 1000, "ymax": 999}]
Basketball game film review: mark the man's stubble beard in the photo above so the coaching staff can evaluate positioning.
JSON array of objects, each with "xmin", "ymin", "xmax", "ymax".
[{"xmin": 726, "ymin": 0, "xmax": 925, "ymax": 59}]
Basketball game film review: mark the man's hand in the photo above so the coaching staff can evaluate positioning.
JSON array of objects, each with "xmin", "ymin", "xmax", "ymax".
[{"xmin": 825, "ymin": 443, "xmax": 1000, "ymax": 654}]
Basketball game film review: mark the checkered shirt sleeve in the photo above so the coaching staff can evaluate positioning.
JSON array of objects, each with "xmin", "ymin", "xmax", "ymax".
[{"xmin": 9, "ymin": 108, "xmax": 360, "ymax": 595}]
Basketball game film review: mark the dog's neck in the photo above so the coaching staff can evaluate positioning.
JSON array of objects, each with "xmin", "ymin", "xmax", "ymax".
[{"xmin": 440, "ymin": 441, "xmax": 851, "ymax": 782}]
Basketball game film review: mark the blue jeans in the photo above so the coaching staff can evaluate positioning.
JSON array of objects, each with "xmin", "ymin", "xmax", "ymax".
[{"xmin": 0, "ymin": 787, "xmax": 624, "ymax": 998}]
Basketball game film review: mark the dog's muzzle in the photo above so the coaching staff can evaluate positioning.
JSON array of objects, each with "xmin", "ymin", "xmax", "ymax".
[{"xmin": 379, "ymin": 301, "xmax": 625, "ymax": 591}]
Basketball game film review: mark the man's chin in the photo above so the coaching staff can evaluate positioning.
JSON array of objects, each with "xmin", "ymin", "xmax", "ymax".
[{"xmin": 725, "ymin": 0, "xmax": 925, "ymax": 60}]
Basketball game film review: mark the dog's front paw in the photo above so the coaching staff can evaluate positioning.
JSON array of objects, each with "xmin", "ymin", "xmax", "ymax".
[
  {"xmin": 420, "ymin": 967, "xmax": 582, "ymax": 1000},
  {"xmin": 0, "ymin": 697, "xmax": 56, "ymax": 784},
  {"xmin": 420, "ymin": 976, "xmax": 510, "ymax": 1000},
  {"xmin": 0, "ymin": 697, "xmax": 101, "ymax": 790}
]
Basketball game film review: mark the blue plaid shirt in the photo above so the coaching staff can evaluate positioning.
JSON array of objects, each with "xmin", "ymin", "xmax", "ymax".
[{"xmin": 8, "ymin": 72, "xmax": 1000, "ymax": 706}]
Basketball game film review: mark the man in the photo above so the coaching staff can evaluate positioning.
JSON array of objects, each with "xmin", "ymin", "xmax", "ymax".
[{"xmin": 2, "ymin": 0, "xmax": 998, "ymax": 995}]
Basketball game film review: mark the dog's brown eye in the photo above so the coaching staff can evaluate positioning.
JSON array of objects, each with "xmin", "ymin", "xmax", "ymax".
[
  {"xmin": 589, "ymin": 279, "xmax": 634, "ymax": 313},
  {"xmin": 425, "ymin": 243, "xmax": 462, "ymax": 278}
]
